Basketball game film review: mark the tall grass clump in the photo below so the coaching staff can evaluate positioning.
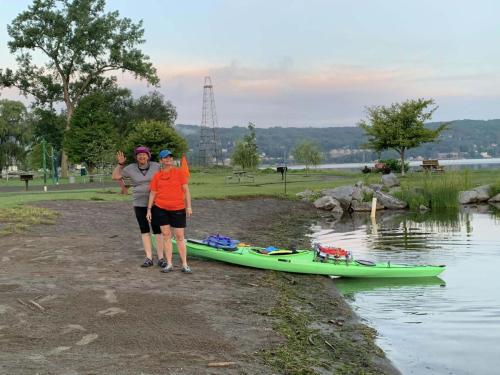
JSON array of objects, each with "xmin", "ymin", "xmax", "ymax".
[
  {"xmin": 397, "ymin": 171, "xmax": 472, "ymax": 211},
  {"xmin": 0, "ymin": 206, "xmax": 59, "ymax": 236},
  {"xmin": 489, "ymin": 181, "xmax": 500, "ymax": 197}
]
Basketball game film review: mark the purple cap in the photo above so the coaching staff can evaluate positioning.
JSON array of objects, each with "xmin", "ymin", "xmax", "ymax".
[{"xmin": 134, "ymin": 146, "xmax": 151, "ymax": 160}]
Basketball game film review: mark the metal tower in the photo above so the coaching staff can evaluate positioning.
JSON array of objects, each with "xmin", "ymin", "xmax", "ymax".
[{"xmin": 198, "ymin": 76, "xmax": 222, "ymax": 166}]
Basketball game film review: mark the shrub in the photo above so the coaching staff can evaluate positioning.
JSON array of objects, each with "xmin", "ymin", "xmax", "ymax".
[{"xmin": 379, "ymin": 158, "xmax": 409, "ymax": 173}]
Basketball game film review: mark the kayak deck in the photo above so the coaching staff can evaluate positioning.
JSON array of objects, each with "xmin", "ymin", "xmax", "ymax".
[{"xmin": 176, "ymin": 239, "xmax": 446, "ymax": 278}]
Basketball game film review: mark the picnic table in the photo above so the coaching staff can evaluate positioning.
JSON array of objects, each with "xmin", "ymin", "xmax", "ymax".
[
  {"xmin": 225, "ymin": 171, "xmax": 254, "ymax": 184},
  {"xmin": 422, "ymin": 160, "xmax": 444, "ymax": 172},
  {"xmin": 82, "ymin": 174, "xmax": 107, "ymax": 183}
]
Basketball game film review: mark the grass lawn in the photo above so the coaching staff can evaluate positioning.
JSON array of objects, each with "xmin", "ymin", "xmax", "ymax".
[{"xmin": 2, "ymin": 168, "xmax": 500, "ymax": 208}]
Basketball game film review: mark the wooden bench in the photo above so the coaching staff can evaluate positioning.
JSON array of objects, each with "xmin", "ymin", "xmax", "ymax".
[
  {"xmin": 82, "ymin": 174, "xmax": 107, "ymax": 183},
  {"xmin": 422, "ymin": 159, "xmax": 444, "ymax": 172},
  {"xmin": 225, "ymin": 171, "xmax": 254, "ymax": 184}
]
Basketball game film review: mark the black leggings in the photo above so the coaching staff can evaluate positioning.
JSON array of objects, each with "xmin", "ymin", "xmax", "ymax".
[{"xmin": 134, "ymin": 206, "xmax": 161, "ymax": 234}]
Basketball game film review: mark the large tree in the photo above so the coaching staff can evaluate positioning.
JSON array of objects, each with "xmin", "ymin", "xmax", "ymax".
[
  {"xmin": 292, "ymin": 140, "xmax": 323, "ymax": 171},
  {"xmin": 125, "ymin": 120, "xmax": 188, "ymax": 161},
  {"xmin": 131, "ymin": 91, "xmax": 177, "ymax": 126},
  {"xmin": 64, "ymin": 91, "xmax": 118, "ymax": 174},
  {"xmin": 231, "ymin": 122, "xmax": 259, "ymax": 170},
  {"xmin": 0, "ymin": 0, "xmax": 159, "ymax": 177},
  {"xmin": 115, "ymin": 90, "xmax": 178, "ymax": 147},
  {"xmin": 359, "ymin": 98, "xmax": 448, "ymax": 175},
  {"xmin": 0, "ymin": 100, "xmax": 30, "ymax": 174},
  {"xmin": 31, "ymin": 108, "xmax": 66, "ymax": 151}
]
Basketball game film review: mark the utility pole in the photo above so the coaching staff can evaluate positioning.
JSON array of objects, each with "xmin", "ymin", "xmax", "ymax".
[
  {"xmin": 198, "ymin": 76, "xmax": 222, "ymax": 167},
  {"xmin": 42, "ymin": 140, "xmax": 47, "ymax": 185}
]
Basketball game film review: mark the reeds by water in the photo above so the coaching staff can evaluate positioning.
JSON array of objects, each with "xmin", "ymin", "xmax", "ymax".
[{"xmin": 398, "ymin": 171, "xmax": 473, "ymax": 211}]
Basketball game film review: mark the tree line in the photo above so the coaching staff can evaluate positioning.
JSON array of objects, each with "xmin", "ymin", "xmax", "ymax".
[
  {"xmin": 0, "ymin": 91, "xmax": 185, "ymax": 175},
  {"xmin": 179, "ymin": 117, "xmax": 500, "ymax": 165}
]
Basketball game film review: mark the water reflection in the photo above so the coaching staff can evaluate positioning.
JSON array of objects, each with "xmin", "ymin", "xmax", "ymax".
[
  {"xmin": 334, "ymin": 277, "xmax": 446, "ymax": 298},
  {"xmin": 310, "ymin": 205, "xmax": 500, "ymax": 375}
]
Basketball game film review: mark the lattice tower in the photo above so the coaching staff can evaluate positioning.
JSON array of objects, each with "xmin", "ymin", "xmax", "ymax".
[{"xmin": 198, "ymin": 76, "xmax": 222, "ymax": 166}]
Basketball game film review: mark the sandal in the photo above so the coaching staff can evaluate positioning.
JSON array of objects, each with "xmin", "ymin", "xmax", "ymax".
[
  {"xmin": 157, "ymin": 258, "xmax": 167, "ymax": 268},
  {"xmin": 181, "ymin": 266, "xmax": 192, "ymax": 274},
  {"xmin": 140, "ymin": 258, "xmax": 153, "ymax": 267},
  {"xmin": 160, "ymin": 264, "xmax": 173, "ymax": 273}
]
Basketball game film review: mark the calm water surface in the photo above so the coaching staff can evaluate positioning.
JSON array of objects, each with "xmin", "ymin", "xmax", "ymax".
[{"xmin": 310, "ymin": 207, "xmax": 500, "ymax": 375}]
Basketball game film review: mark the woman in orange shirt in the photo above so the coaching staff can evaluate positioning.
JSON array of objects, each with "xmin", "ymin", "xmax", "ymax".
[{"xmin": 146, "ymin": 149, "xmax": 193, "ymax": 273}]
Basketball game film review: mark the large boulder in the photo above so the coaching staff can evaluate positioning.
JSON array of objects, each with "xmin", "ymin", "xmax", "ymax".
[
  {"xmin": 321, "ymin": 185, "xmax": 355, "ymax": 210},
  {"xmin": 474, "ymin": 185, "xmax": 492, "ymax": 202},
  {"xmin": 362, "ymin": 186, "xmax": 375, "ymax": 196},
  {"xmin": 374, "ymin": 191, "xmax": 408, "ymax": 209},
  {"xmin": 459, "ymin": 191, "xmax": 479, "ymax": 204},
  {"xmin": 489, "ymin": 201, "xmax": 500, "ymax": 210},
  {"xmin": 296, "ymin": 189, "xmax": 315, "ymax": 201},
  {"xmin": 351, "ymin": 186, "xmax": 364, "ymax": 202},
  {"xmin": 313, "ymin": 196, "xmax": 344, "ymax": 216},
  {"xmin": 459, "ymin": 185, "xmax": 492, "ymax": 204},
  {"xmin": 488, "ymin": 193, "xmax": 500, "ymax": 203},
  {"xmin": 381, "ymin": 173, "xmax": 400, "ymax": 188},
  {"xmin": 354, "ymin": 181, "xmax": 364, "ymax": 188},
  {"xmin": 351, "ymin": 200, "xmax": 385, "ymax": 212},
  {"xmin": 369, "ymin": 184, "xmax": 383, "ymax": 192}
]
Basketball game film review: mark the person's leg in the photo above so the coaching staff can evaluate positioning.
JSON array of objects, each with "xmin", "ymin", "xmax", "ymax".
[
  {"xmin": 141, "ymin": 233, "xmax": 153, "ymax": 260},
  {"xmin": 134, "ymin": 207, "xmax": 153, "ymax": 263},
  {"xmin": 173, "ymin": 227, "xmax": 188, "ymax": 268},
  {"xmin": 170, "ymin": 209, "xmax": 189, "ymax": 272},
  {"xmin": 152, "ymin": 222, "xmax": 165, "ymax": 265},
  {"xmin": 160, "ymin": 225, "xmax": 173, "ymax": 266}
]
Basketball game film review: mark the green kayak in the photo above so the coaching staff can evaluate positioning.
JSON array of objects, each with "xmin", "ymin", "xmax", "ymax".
[{"xmin": 175, "ymin": 239, "xmax": 446, "ymax": 278}]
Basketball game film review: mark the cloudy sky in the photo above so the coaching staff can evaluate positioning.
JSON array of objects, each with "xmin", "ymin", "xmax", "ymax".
[{"xmin": 1, "ymin": 0, "xmax": 499, "ymax": 127}]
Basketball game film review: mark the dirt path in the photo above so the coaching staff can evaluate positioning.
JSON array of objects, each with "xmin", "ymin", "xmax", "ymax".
[{"xmin": 0, "ymin": 198, "xmax": 399, "ymax": 374}]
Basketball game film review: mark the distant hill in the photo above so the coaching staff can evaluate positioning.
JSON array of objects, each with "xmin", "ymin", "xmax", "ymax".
[{"xmin": 176, "ymin": 119, "xmax": 500, "ymax": 164}]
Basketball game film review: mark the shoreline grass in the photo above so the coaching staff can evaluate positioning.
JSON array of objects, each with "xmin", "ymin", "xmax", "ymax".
[
  {"xmin": 0, "ymin": 206, "xmax": 60, "ymax": 236},
  {"xmin": 1, "ymin": 168, "xmax": 499, "ymax": 211}
]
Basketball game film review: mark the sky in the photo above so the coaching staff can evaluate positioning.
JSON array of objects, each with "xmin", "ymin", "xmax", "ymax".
[{"xmin": 1, "ymin": 0, "xmax": 500, "ymax": 127}]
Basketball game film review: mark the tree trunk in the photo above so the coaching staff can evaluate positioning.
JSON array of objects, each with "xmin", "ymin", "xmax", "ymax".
[
  {"xmin": 88, "ymin": 164, "xmax": 95, "ymax": 183},
  {"xmin": 60, "ymin": 151, "xmax": 69, "ymax": 178},
  {"xmin": 60, "ymin": 104, "xmax": 74, "ymax": 178},
  {"xmin": 400, "ymin": 149, "xmax": 406, "ymax": 176}
]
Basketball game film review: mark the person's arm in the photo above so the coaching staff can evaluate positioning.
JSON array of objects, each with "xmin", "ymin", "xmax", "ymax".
[
  {"xmin": 183, "ymin": 184, "xmax": 192, "ymax": 216},
  {"xmin": 112, "ymin": 151, "xmax": 126, "ymax": 181},
  {"xmin": 146, "ymin": 190, "xmax": 157, "ymax": 222}
]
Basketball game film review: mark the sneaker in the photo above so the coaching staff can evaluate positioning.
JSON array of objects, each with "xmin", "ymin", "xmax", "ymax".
[
  {"xmin": 141, "ymin": 258, "xmax": 154, "ymax": 267},
  {"xmin": 157, "ymin": 258, "xmax": 167, "ymax": 268},
  {"xmin": 160, "ymin": 264, "xmax": 173, "ymax": 273},
  {"xmin": 181, "ymin": 266, "xmax": 192, "ymax": 274}
]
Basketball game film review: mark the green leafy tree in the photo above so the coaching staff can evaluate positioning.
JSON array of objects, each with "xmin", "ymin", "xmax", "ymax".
[
  {"xmin": 0, "ymin": 0, "xmax": 159, "ymax": 177},
  {"xmin": 31, "ymin": 108, "xmax": 66, "ymax": 151},
  {"xmin": 131, "ymin": 91, "xmax": 177, "ymax": 125},
  {"xmin": 359, "ymin": 98, "xmax": 448, "ymax": 175},
  {"xmin": 292, "ymin": 140, "xmax": 323, "ymax": 171},
  {"xmin": 0, "ymin": 99, "xmax": 30, "ymax": 173},
  {"xmin": 125, "ymin": 120, "xmax": 188, "ymax": 161},
  {"xmin": 231, "ymin": 122, "xmax": 259, "ymax": 170},
  {"xmin": 64, "ymin": 92, "xmax": 118, "ymax": 174}
]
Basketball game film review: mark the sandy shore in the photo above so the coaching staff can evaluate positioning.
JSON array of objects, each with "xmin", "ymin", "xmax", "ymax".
[{"xmin": 0, "ymin": 198, "xmax": 399, "ymax": 374}]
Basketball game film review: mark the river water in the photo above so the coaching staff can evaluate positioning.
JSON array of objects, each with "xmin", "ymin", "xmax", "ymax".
[
  {"xmin": 283, "ymin": 157, "xmax": 500, "ymax": 171},
  {"xmin": 309, "ymin": 206, "xmax": 500, "ymax": 375}
]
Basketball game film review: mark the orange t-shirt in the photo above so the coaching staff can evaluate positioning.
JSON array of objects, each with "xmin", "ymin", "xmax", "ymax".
[{"xmin": 150, "ymin": 168, "xmax": 188, "ymax": 210}]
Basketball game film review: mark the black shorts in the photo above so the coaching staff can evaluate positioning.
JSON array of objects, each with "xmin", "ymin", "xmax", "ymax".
[
  {"xmin": 152, "ymin": 206, "xmax": 187, "ymax": 228},
  {"xmin": 134, "ymin": 206, "xmax": 161, "ymax": 234}
]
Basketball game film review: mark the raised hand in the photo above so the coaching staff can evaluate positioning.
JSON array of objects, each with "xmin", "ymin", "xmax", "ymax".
[{"xmin": 116, "ymin": 151, "xmax": 126, "ymax": 165}]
